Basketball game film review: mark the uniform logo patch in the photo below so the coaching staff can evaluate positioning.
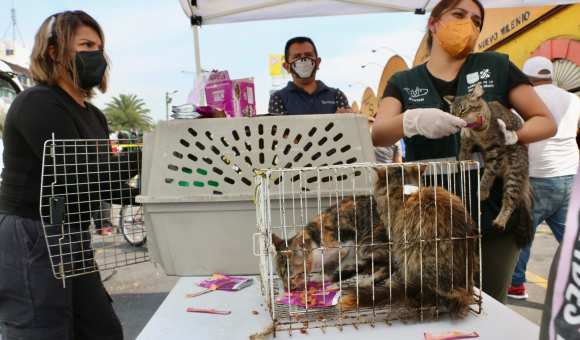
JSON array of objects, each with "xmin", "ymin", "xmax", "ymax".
[
  {"xmin": 466, "ymin": 72, "xmax": 479, "ymax": 84},
  {"xmin": 403, "ymin": 87, "xmax": 429, "ymax": 98},
  {"xmin": 479, "ymin": 68, "xmax": 491, "ymax": 79}
]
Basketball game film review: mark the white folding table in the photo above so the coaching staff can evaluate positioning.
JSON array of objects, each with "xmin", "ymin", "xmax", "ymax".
[{"xmin": 137, "ymin": 276, "xmax": 539, "ymax": 340}]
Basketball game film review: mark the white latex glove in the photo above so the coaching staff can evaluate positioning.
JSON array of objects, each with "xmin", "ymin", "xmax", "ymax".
[
  {"xmin": 497, "ymin": 119, "xmax": 518, "ymax": 145},
  {"xmin": 403, "ymin": 108, "xmax": 467, "ymax": 139}
]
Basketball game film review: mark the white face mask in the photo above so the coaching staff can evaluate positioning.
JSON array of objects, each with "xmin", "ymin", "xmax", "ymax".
[{"xmin": 291, "ymin": 57, "xmax": 316, "ymax": 79}]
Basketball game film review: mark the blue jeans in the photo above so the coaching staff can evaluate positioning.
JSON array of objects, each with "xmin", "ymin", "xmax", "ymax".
[{"xmin": 511, "ymin": 175, "xmax": 574, "ymax": 285}]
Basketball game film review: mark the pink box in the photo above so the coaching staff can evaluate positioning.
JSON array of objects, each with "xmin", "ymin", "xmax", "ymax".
[{"xmin": 205, "ymin": 71, "xmax": 256, "ymax": 117}]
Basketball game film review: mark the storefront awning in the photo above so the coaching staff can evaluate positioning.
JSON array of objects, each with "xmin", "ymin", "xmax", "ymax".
[{"xmin": 180, "ymin": 0, "xmax": 580, "ymax": 26}]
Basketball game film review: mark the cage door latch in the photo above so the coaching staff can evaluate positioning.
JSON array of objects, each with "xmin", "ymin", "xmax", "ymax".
[{"xmin": 252, "ymin": 232, "xmax": 268, "ymax": 256}]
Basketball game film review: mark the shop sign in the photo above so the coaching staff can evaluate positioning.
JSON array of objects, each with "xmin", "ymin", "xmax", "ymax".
[{"xmin": 475, "ymin": 6, "xmax": 555, "ymax": 51}]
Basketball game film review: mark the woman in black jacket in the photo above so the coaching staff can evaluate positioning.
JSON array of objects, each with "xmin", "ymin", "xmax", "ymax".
[{"xmin": 0, "ymin": 11, "xmax": 138, "ymax": 340}]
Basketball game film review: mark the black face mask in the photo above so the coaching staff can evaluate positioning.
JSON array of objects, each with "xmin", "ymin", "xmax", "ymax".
[{"xmin": 75, "ymin": 50, "xmax": 107, "ymax": 90}]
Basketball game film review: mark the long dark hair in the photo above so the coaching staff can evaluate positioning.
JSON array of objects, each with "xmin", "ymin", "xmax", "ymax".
[{"xmin": 426, "ymin": 0, "xmax": 485, "ymax": 50}]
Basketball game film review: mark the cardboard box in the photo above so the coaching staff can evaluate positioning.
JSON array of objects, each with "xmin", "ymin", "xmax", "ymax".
[{"xmin": 205, "ymin": 71, "xmax": 256, "ymax": 117}]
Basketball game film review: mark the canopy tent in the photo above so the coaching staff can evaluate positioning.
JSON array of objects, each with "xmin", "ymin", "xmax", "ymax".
[
  {"xmin": 178, "ymin": 0, "xmax": 580, "ymax": 101},
  {"xmin": 180, "ymin": 0, "xmax": 580, "ymax": 25}
]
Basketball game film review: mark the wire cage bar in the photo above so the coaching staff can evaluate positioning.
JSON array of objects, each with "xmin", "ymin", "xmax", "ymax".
[
  {"xmin": 40, "ymin": 138, "xmax": 147, "ymax": 281},
  {"xmin": 255, "ymin": 161, "xmax": 482, "ymax": 334}
]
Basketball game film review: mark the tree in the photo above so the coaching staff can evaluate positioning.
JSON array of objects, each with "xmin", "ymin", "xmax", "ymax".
[{"xmin": 104, "ymin": 94, "xmax": 153, "ymax": 132}]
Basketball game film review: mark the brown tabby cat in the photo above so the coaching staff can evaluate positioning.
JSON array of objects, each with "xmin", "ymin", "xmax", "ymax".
[
  {"xmin": 271, "ymin": 195, "xmax": 390, "ymax": 292},
  {"xmin": 445, "ymin": 83, "xmax": 533, "ymax": 246},
  {"xmin": 338, "ymin": 165, "xmax": 479, "ymax": 318}
]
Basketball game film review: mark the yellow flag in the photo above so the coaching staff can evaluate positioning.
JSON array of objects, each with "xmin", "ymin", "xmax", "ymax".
[{"xmin": 269, "ymin": 54, "xmax": 286, "ymax": 77}]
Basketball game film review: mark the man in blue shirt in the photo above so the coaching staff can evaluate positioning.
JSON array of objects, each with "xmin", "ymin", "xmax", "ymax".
[{"xmin": 268, "ymin": 36, "xmax": 350, "ymax": 115}]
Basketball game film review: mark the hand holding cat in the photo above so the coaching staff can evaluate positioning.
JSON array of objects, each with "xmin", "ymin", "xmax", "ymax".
[
  {"xmin": 403, "ymin": 108, "xmax": 467, "ymax": 139},
  {"xmin": 497, "ymin": 119, "xmax": 519, "ymax": 145}
]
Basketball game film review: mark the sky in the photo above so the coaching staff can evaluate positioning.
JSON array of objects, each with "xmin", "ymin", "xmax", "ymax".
[{"xmin": 1, "ymin": 1, "xmax": 428, "ymax": 122}]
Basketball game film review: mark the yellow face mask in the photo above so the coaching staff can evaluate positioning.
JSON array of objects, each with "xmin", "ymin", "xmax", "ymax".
[{"xmin": 434, "ymin": 19, "xmax": 479, "ymax": 58}]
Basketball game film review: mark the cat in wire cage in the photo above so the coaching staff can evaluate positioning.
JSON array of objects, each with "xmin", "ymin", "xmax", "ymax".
[{"xmin": 272, "ymin": 164, "xmax": 479, "ymax": 319}]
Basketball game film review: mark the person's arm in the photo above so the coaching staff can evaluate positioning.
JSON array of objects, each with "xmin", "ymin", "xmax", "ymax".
[
  {"xmin": 372, "ymin": 96, "xmax": 405, "ymax": 147},
  {"xmin": 268, "ymin": 93, "xmax": 287, "ymax": 114},
  {"xmin": 335, "ymin": 89, "xmax": 351, "ymax": 113},
  {"xmin": 15, "ymin": 91, "xmax": 81, "ymax": 155},
  {"xmin": 372, "ymin": 96, "xmax": 466, "ymax": 147},
  {"xmin": 508, "ymin": 84, "xmax": 556, "ymax": 144},
  {"xmin": 16, "ymin": 91, "xmax": 138, "ymax": 205},
  {"xmin": 392, "ymin": 141, "xmax": 403, "ymax": 163},
  {"xmin": 372, "ymin": 78, "xmax": 467, "ymax": 146}
]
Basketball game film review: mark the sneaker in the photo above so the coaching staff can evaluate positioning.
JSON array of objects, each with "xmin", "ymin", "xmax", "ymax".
[{"xmin": 507, "ymin": 284, "xmax": 528, "ymax": 300}]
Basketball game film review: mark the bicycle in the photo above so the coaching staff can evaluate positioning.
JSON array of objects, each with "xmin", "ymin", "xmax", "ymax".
[
  {"xmin": 115, "ymin": 142, "xmax": 146, "ymax": 247},
  {"xmin": 119, "ymin": 202, "xmax": 147, "ymax": 247}
]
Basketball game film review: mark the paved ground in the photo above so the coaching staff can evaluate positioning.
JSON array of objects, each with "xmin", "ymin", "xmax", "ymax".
[
  {"xmin": 505, "ymin": 224, "xmax": 559, "ymax": 325},
  {"xmin": 103, "ymin": 262, "xmax": 178, "ymax": 340}
]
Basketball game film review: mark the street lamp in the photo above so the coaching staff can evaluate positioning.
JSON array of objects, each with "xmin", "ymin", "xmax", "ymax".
[
  {"xmin": 361, "ymin": 62, "xmax": 382, "ymax": 69},
  {"xmin": 372, "ymin": 46, "xmax": 413, "ymax": 65},
  {"xmin": 165, "ymin": 90, "xmax": 178, "ymax": 121},
  {"xmin": 371, "ymin": 46, "xmax": 399, "ymax": 54},
  {"xmin": 348, "ymin": 82, "xmax": 365, "ymax": 88},
  {"xmin": 181, "ymin": 69, "xmax": 210, "ymax": 75}
]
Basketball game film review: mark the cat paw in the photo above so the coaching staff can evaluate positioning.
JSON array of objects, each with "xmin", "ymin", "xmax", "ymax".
[
  {"xmin": 325, "ymin": 282, "xmax": 340, "ymax": 290},
  {"xmin": 356, "ymin": 276, "xmax": 376, "ymax": 287},
  {"xmin": 492, "ymin": 219, "xmax": 506, "ymax": 230},
  {"xmin": 338, "ymin": 292, "xmax": 357, "ymax": 311}
]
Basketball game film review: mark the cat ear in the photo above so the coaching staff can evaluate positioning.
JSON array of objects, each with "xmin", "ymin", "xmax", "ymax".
[
  {"xmin": 443, "ymin": 95, "xmax": 455, "ymax": 106},
  {"xmin": 272, "ymin": 234, "xmax": 287, "ymax": 250},
  {"xmin": 404, "ymin": 164, "xmax": 428, "ymax": 184},
  {"xmin": 373, "ymin": 166, "xmax": 387, "ymax": 187},
  {"xmin": 471, "ymin": 83, "xmax": 484, "ymax": 99}
]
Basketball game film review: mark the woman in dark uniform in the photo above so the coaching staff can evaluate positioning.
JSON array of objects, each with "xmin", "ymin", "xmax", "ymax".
[
  {"xmin": 0, "ymin": 11, "xmax": 138, "ymax": 339},
  {"xmin": 372, "ymin": 0, "xmax": 556, "ymax": 303}
]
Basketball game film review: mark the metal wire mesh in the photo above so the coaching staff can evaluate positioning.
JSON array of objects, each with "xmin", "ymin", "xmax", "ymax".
[
  {"xmin": 255, "ymin": 161, "xmax": 482, "ymax": 334},
  {"xmin": 40, "ymin": 138, "xmax": 148, "ymax": 281}
]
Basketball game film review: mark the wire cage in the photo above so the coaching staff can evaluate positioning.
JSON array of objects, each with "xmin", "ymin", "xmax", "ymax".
[
  {"xmin": 254, "ymin": 161, "xmax": 482, "ymax": 334},
  {"xmin": 40, "ymin": 138, "xmax": 147, "ymax": 281}
]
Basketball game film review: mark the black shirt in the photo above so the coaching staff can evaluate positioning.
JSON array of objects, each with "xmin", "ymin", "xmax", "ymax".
[
  {"xmin": 0, "ymin": 85, "xmax": 138, "ymax": 220},
  {"xmin": 268, "ymin": 81, "xmax": 349, "ymax": 115},
  {"xmin": 383, "ymin": 61, "xmax": 530, "ymax": 111}
]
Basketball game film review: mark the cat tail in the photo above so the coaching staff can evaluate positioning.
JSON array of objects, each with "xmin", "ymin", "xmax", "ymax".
[
  {"xmin": 513, "ymin": 187, "xmax": 534, "ymax": 248},
  {"xmin": 338, "ymin": 285, "xmax": 476, "ymax": 319}
]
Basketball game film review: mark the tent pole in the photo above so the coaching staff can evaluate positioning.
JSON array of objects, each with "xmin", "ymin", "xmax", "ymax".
[{"xmin": 192, "ymin": 24, "xmax": 205, "ymax": 105}]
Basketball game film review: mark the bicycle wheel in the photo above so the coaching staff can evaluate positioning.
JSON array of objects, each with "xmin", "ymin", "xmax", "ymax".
[{"xmin": 119, "ymin": 204, "xmax": 147, "ymax": 247}]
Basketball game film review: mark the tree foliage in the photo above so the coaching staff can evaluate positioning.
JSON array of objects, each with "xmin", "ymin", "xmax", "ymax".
[{"xmin": 104, "ymin": 94, "xmax": 153, "ymax": 132}]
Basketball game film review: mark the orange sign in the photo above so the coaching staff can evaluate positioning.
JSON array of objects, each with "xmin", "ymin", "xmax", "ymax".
[{"xmin": 475, "ymin": 6, "xmax": 555, "ymax": 51}]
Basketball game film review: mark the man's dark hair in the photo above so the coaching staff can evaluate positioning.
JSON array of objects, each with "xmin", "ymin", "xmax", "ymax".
[{"xmin": 284, "ymin": 36, "xmax": 318, "ymax": 62}]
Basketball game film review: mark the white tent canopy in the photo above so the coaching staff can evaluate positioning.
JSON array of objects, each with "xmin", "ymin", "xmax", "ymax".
[
  {"xmin": 181, "ymin": 0, "xmax": 580, "ymax": 25},
  {"xmin": 178, "ymin": 0, "xmax": 580, "ymax": 101}
]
